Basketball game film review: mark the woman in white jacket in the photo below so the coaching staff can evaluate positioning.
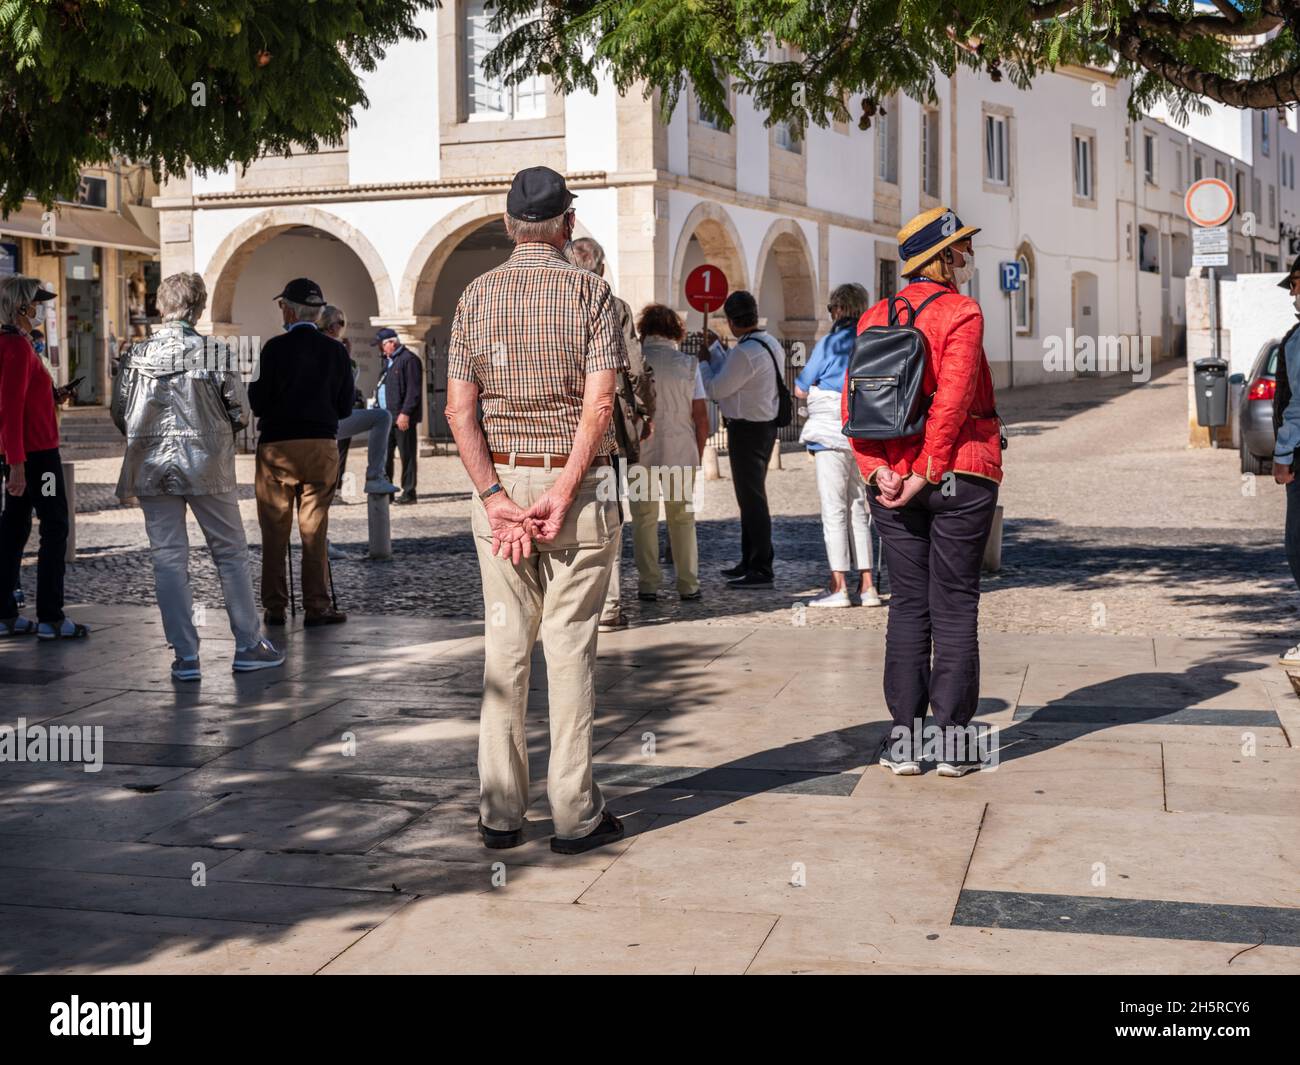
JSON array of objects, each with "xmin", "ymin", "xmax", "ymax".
[
  {"xmin": 794, "ymin": 283, "xmax": 880, "ymax": 608},
  {"xmin": 628, "ymin": 305, "xmax": 710, "ymax": 601}
]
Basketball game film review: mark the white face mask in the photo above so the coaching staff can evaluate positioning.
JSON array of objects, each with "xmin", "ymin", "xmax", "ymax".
[
  {"xmin": 1293, "ymin": 293, "xmax": 1300, "ymax": 313},
  {"xmin": 952, "ymin": 261, "xmax": 975, "ymax": 288}
]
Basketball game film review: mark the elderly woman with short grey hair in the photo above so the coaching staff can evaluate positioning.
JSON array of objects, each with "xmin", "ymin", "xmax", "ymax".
[
  {"xmin": 111, "ymin": 271, "xmax": 283, "ymax": 680},
  {"xmin": 0, "ymin": 275, "xmax": 86, "ymax": 639},
  {"xmin": 794, "ymin": 281, "xmax": 880, "ymax": 608}
]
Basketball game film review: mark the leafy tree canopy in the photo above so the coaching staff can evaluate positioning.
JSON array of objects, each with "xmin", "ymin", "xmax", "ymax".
[
  {"xmin": 0, "ymin": 0, "xmax": 434, "ymax": 216},
  {"xmin": 484, "ymin": 1, "xmax": 1300, "ymax": 137}
]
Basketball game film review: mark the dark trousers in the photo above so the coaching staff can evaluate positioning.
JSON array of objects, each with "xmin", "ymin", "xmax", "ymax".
[
  {"xmin": 1286, "ymin": 480, "xmax": 1300, "ymax": 592},
  {"xmin": 0, "ymin": 448, "xmax": 69, "ymax": 624},
  {"xmin": 727, "ymin": 419, "xmax": 778, "ymax": 579},
  {"xmin": 385, "ymin": 422, "xmax": 418, "ymax": 498},
  {"xmin": 867, "ymin": 474, "xmax": 999, "ymax": 731}
]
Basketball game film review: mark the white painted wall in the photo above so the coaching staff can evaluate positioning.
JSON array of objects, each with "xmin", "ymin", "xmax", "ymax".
[
  {"xmin": 348, "ymin": 6, "xmax": 440, "ymax": 185},
  {"xmin": 565, "ymin": 68, "xmax": 620, "ymax": 174}
]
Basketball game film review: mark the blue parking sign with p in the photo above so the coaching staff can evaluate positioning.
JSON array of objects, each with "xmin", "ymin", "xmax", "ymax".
[{"xmin": 999, "ymin": 261, "xmax": 1021, "ymax": 292}]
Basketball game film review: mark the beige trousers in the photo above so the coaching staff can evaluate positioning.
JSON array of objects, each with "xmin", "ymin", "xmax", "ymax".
[
  {"xmin": 628, "ymin": 464, "xmax": 700, "ymax": 596},
  {"xmin": 471, "ymin": 462, "xmax": 621, "ymax": 839},
  {"xmin": 255, "ymin": 439, "xmax": 338, "ymax": 616}
]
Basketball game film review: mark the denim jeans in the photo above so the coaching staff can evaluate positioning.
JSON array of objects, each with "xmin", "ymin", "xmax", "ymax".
[{"xmin": 337, "ymin": 406, "xmax": 392, "ymax": 485}]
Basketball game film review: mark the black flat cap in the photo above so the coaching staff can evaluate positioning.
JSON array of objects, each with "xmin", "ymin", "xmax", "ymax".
[
  {"xmin": 272, "ymin": 278, "xmax": 326, "ymax": 306},
  {"xmin": 506, "ymin": 166, "xmax": 576, "ymax": 222}
]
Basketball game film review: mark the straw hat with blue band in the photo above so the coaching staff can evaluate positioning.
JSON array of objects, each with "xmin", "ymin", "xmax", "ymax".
[{"xmin": 898, "ymin": 205, "xmax": 981, "ymax": 277}]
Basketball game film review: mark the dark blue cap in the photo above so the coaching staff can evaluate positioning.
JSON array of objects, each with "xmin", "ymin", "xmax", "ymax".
[{"xmin": 373, "ymin": 327, "xmax": 398, "ymax": 345}]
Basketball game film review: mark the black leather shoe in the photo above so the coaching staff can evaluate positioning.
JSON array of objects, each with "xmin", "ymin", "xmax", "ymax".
[
  {"xmin": 264, "ymin": 611, "xmax": 286, "ymax": 626},
  {"xmin": 679, "ymin": 590, "xmax": 703, "ymax": 602},
  {"xmin": 478, "ymin": 818, "xmax": 523, "ymax": 849},
  {"xmin": 720, "ymin": 563, "xmax": 748, "ymax": 578},
  {"xmin": 395, "ymin": 494, "xmax": 418, "ymax": 505},
  {"xmin": 726, "ymin": 572, "xmax": 774, "ymax": 590},
  {"xmin": 637, "ymin": 591, "xmax": 658, "ymax": 602},
  {"xmin": 304, "ymin": 608, "xmax": 348, "ymax": 627},
  {"xmin": 550, "ymin": 809, "xmax": 625, "ymax": 855}
]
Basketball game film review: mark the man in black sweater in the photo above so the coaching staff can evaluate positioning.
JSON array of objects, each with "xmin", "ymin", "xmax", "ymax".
[
  {"xmin": 249, "ymin": 278, "xmax": 353, "ymax": 626},
  {"xmin": 374, "ymin": 327, "xmax": 423, "ymax": 503}
]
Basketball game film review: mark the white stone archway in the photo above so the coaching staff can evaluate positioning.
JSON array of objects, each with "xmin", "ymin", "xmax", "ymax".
[
  {"xmin": 670, "ymin": 202, "xmax": 751, "ymax": 324},
  {"xmin": 753, "ymin": 218, "xmax": 820, "ymax": 341}
]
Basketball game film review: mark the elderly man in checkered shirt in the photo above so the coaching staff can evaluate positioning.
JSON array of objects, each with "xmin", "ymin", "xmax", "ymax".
[{"xmin": 445, "ymin": 167, "xmax": 629, "ymax": 857}]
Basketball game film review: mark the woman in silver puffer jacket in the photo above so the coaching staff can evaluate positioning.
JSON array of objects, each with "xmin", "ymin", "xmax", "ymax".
[{"xmin": 112, "ymin": 272, "xmax": 283, "ymax": 681}]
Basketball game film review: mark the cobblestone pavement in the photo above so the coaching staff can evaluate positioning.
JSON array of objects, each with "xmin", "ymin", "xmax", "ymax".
[{"xmin": 36, "ymin": 359, "xmax": 1294, "ymax": 639}]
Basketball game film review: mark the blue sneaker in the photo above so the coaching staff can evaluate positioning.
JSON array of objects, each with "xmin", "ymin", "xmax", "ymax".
[
  {"xmin": 171, "ymin": 656, "xmax": 201, "ymax": 682},
  {"xmin": 232, "ymin": 638, "xmax": 285, "ymax": 672}
]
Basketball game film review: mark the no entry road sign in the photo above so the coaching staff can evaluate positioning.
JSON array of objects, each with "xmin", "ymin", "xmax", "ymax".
[
  {"xmin": 685, "ymin": 264, "xmax": 729, "ymax": 313},
  {"xmin": 1185, "ymin": 178, "xmax": 1235, "ymax": 228}
]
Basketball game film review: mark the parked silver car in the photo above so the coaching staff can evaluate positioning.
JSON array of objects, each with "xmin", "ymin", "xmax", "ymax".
[{"xmin": 1237, "ymin": 338, "xmax": 1280, "ymax": 475}]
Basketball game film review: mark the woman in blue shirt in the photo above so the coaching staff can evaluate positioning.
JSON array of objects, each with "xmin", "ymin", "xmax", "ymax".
[{"xmin": 794, "ymin": 282, "xmax": 880, "ymax": 608}]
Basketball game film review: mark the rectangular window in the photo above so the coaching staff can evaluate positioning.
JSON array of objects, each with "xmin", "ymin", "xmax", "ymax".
[
  {"xmin": 877, "ymin": 103, "xmax": 898, "ymax": 184},
  {"xmin": 922, "ymin": 109, "xmax": 941, "ymax": 198},
  {"xmin": 1143, "ymin": 132, "xmax": 1156, "ymax": 184},
  {"xmin": 464, "ymin": 0, "xmax": 544, "ymax": 119},
  {"xmin": 1270, "ymin": 184, "xmax": 1277, "ymax": 228},
  {"xmin": 878, "ymin": 259, "xmax": 897, "ymax": 301},
  {"xmin": 1194, "ymin": 154, "xmax": 1204, "ymax": 181},
  {"xmin": 1175, "ymin": 149, "xmax": 1184, "ymax": 192},
  {"xmin": 1254, "ymin": 177, "xmax": 1262, "ymax": 215},
  {"xmin": 1263, "ymin": 112, "xmax": 1271, "ymax": 156},
  {"xmin": 1236, "ymin": 172, "xmax": 1245, "ymax": 215},
  {"xmin": 775, "ymin": 120, "xmax": 802, "ymax": 154},
  {"xmin": 1073, "ymin": 134, "xmax": 1094, "ymax": 200},
  {"xmin": 984, "ymin": 113, "xmax": 1009, "ymax": 185},
  {"xmin": 1214, "ymin": 159, "xmax": 1226, "ymax": 181}
]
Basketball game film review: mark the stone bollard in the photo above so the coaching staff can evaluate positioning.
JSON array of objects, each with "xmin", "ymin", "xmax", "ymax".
[
  {"xmin": 62, "ymin": 461, "xmax": 76, "ymax": 563},
  {"xmin": 768, "ymin": 439, "xmax": 783, "ymax": 471},
  {"xmin": 981, "ymin": 504, "xmax": 1004, "ymax": 573},
  {"xmin": 702, "ymin": 444, "xmax": 721, "ymax": 480},
  {"xmin": 367, "ymin": 492, "xmax": 392, "ymax": 560}
]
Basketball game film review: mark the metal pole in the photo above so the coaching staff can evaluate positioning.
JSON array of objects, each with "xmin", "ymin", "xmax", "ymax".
[
  {"xmin": 1209, "ymin": 265, "xmax": 1220, "ymax": 449},
  {"xmin": 1007, "ymin": 290, "xmax": 1015, "ymax": 389}
]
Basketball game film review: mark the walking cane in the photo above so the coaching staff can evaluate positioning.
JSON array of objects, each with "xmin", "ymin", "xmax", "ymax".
[
  {"xmin": 326, "ymin": 554, "xmax": 338, "ymax": 613},
  {"xmin": 287, "ymin": 541, "xmax": 296, "ymax": 618}
]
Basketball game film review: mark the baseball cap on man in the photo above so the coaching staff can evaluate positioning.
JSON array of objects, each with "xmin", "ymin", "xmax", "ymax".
[
  {"xmin": 272, "ymin": 278, "xmax": 326, "ymax": 306},
  {"xmin": 506, "ymin": 166, "xmax": 577, "ymax": 222},
  {"xmin": 373, "ymin": 327, "xmax": 399, "ymax": 346}
]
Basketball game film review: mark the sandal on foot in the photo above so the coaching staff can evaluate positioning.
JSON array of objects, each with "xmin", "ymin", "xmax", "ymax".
[
  {"xmin": 37, "ymin": 618, "xmax": 90, "ymax": 640},
  {"xmin": 0, "ymin": 616, "xmax": 36, "ymax": 637}
]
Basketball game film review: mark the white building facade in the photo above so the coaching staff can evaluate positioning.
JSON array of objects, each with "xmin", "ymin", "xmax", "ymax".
[{"xmin": 155, "ymin": 4, "xmax": 1300, "ymax": 437}]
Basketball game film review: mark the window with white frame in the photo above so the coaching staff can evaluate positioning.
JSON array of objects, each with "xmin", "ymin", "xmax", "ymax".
[
  {"xmin": 877, "ymin": 102, "xmax": 898, "ymax": 183},
  {"xmin": 464, "ymin": 1, "xmax": 544, "ymax": 120},
  {"xmin": 922, "ymin": 108, "xmax": 941, "ymax": 198},
  {"xmin": 984, "ymin": 112, "xmax": 1009, "ymax": 185},
  {"xmin": 1143, "ymin": 132, "xmax": 1156, "ymax": 184},
  {"xmin": 1214, "ymin": 159, "xmax": 1226, "ymax": 181},
  {"xmin": 1193, "ymin": 154, "xmax": 1204, "ymax": 181},
  {"xmin": 1073, "ymin": 133, "xmax": 1094, "ymax": 200}
]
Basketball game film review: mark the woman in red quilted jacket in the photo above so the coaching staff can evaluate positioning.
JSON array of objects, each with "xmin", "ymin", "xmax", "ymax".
[{"xmin": 849, "ymin": 206, "xmax": 1002, "ymax": 777}]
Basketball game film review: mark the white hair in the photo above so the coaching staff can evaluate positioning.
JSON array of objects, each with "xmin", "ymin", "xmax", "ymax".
[
  {"xmin": 280, "ymin": 298, "xmax": 323, "ymax": 324},
  {"xmin": 564, "ymin": 237, "xmax": 605, "ymax": 274},
  {"xmin": 319, "ymin": 304, "xmax": 346, "ymax": 333},
  {"xmin": 0, "ymin": 275, "xmax": 45, "ymax": 326},
  {"xmin": 504, "ymin": 212, "xmax": 569, "ymax": 245},
  {"xmin": 156, "ymin": 272, "xmax": 207, "ymax": 323}
]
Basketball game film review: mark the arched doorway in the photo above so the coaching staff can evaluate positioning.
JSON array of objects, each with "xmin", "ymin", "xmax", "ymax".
[
  {"xmin": 754, "ymin": 219, "xmax": 819, "ymax": 344},
  {"xmin": 670, "ymin": 203, "xmax": 749, "ymax": 330}
]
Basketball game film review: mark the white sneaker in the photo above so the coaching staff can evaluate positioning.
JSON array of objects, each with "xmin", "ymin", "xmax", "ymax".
[
  {"xmin": 859, "ymin": 586, "xmax": 883, "ymax": 608},
  {"xmin": 1279, "ymin": 643, "xmax": 1300, "ymax": 665},
  {"xmin": 808, "ymin": 587, "xmax": 852, "ymax": 609}
]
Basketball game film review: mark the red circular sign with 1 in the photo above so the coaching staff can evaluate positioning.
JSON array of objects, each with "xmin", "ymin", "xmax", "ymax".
[{"xmin": 685, "ymin": 264, "xmax": 729, "ymax": 313}]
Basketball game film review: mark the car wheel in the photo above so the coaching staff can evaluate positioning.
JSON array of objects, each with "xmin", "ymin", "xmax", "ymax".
[{"xmin": 1240, "ymin": 440, "xmax": 1268, "ymax": 475}]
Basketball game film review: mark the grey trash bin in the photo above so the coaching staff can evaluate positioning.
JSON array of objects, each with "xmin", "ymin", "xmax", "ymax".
[{"xmin": 1193, "ymin": 357, "xmax": 1230, "ymax": 428}]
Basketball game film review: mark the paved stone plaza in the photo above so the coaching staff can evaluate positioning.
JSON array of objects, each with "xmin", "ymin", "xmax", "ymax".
[{"xmin": 1, "ymin": 362, "xmax": 1298, "ymax": 973}]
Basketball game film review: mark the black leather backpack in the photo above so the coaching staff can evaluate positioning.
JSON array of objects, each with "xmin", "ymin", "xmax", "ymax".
[{"xmin": 843, "ymin": 288, "xmax": 951, "ymax": 440}]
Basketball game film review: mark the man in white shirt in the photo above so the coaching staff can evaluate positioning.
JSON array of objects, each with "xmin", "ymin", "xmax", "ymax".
[{"xmin": 698, "ymin": 290, "xmax": 782, "ymax": 589}]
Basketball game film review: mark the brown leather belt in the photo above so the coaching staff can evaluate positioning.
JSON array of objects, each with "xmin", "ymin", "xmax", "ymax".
[{"xmin": 490, "ymin": 452, "xmax": 612, "ymax": 468}]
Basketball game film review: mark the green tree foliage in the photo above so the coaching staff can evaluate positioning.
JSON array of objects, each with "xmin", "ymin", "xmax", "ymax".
[
  {"xmin": 0, "ymin": 0, "xmax": 434, "ymax": 216},
  {"xmin": 483, "ymin": 1, "xmax": 1300, "ymax": 137}
]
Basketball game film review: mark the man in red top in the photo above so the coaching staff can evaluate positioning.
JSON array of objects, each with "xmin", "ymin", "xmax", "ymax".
[
  {"xmin": 0, "ymin": 276, "xmax": 85, "ymax": 638},
  {"xmin": 847, "ymin": 207, "xmax": 1002, "ymax": 777}
]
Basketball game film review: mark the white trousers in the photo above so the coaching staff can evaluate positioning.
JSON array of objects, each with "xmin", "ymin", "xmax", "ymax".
[{"xmin": 813, "ymin": 448, "xmax": 873, "ymax": 574}]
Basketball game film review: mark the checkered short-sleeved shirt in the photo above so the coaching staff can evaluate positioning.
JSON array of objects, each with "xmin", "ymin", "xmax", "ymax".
[{"xmin": 447, "ymin": 242, "xmax": 629, "ymax": 455}]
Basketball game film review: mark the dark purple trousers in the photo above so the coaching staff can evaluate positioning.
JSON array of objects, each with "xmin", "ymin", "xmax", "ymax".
[{"xmin": 867, "ymin": 474, "xmax": 999, "ymax": 731}]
